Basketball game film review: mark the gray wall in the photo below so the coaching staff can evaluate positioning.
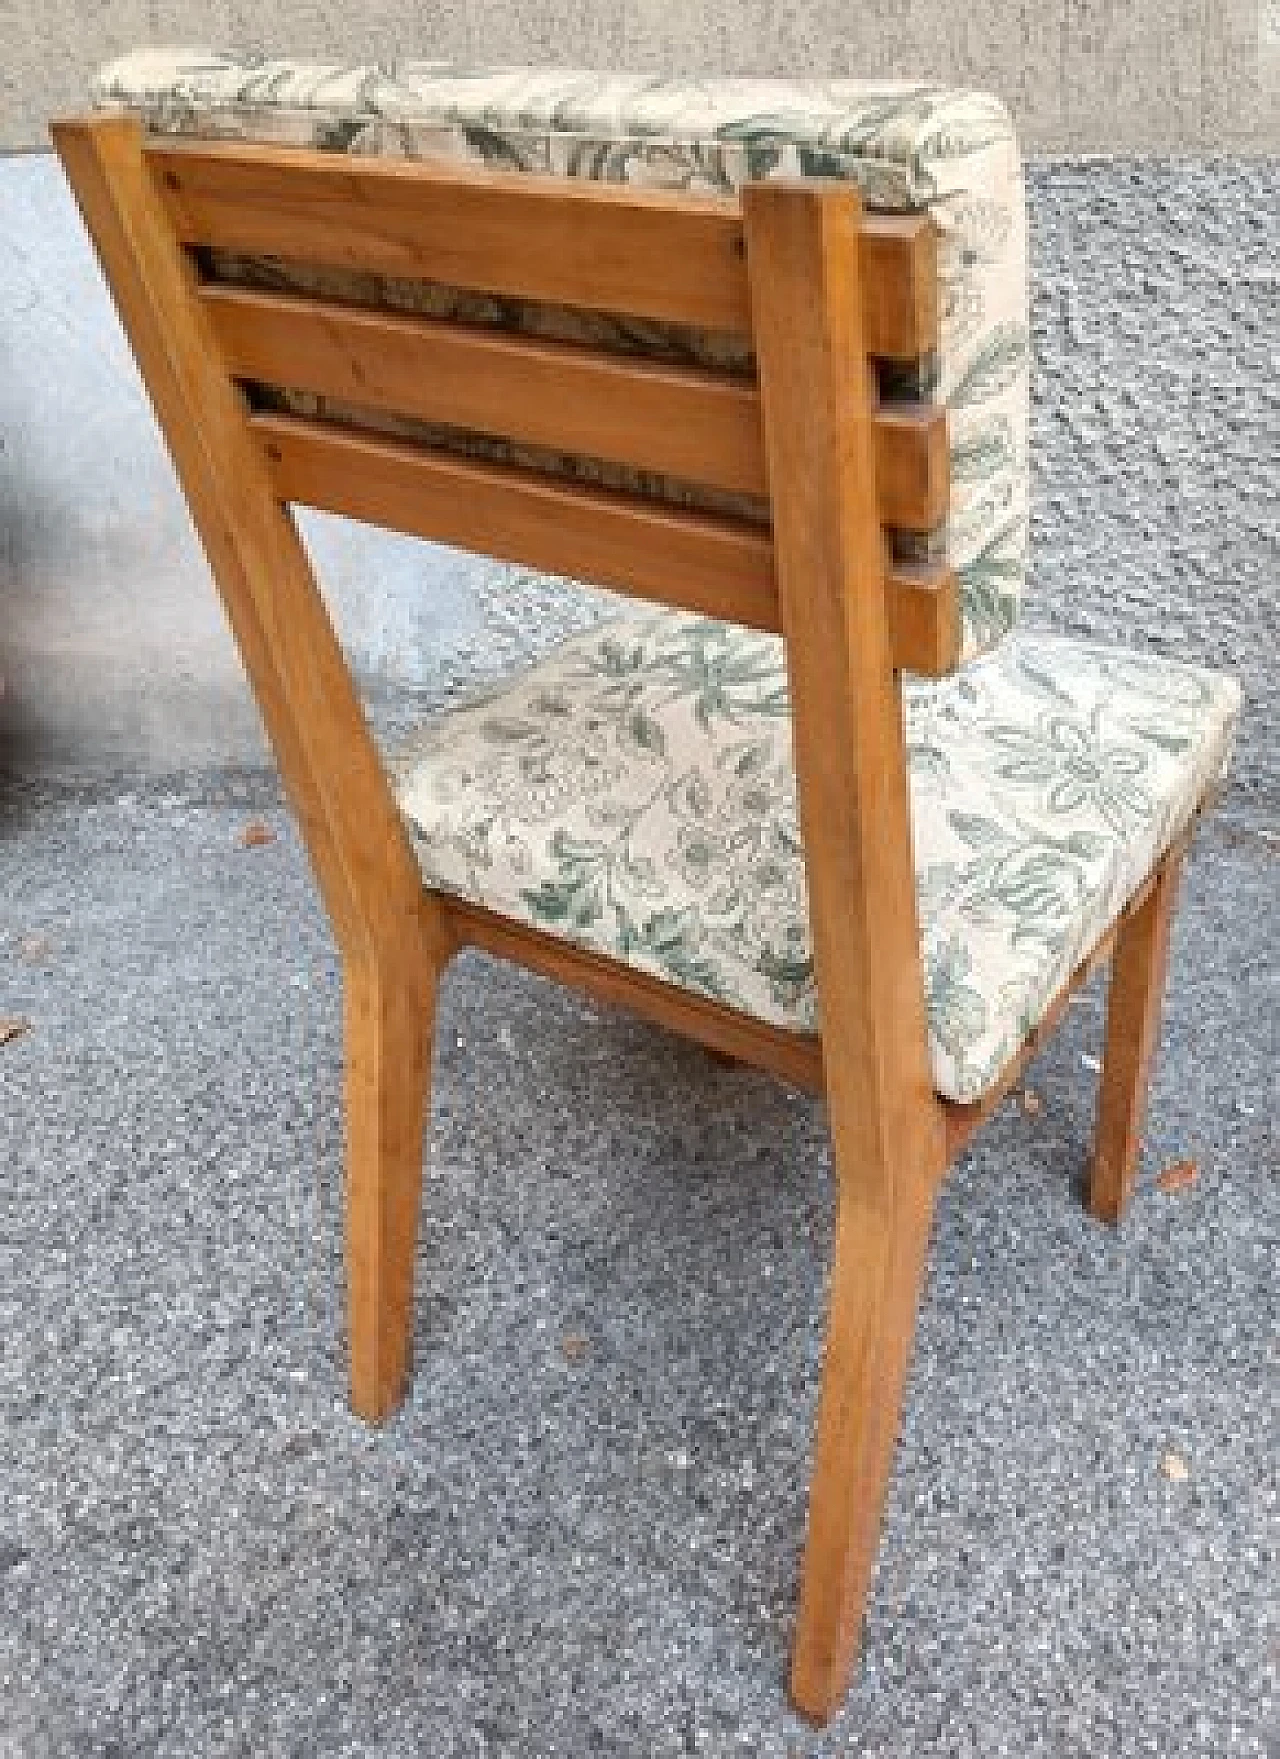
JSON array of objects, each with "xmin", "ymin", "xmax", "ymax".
[
  {"xmin": 3, "ymin": 2, "xmax": 1278, "ymax": 151},
  {"xmin": 0, "ymin": 11, "xmax": 1276, "ymax": 805},
  {"xmin": 1, "ymin": 148, "xmax": 1275, "ymax": 806}
]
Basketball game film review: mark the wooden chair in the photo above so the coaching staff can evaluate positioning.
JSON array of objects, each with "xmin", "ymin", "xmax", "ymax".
[{"xmin": 52, "ymin": 113, "xmax": 1237, "ymax": 1723}]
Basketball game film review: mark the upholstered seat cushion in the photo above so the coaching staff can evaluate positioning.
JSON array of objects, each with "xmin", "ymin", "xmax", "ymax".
[
  {"xmin": 391, "ymin": 616, "xmax": 1240, "ymax": 1103},
  {"xmin": 93, "ymin": 51, "xmax": 1029, "ymax": 661}
]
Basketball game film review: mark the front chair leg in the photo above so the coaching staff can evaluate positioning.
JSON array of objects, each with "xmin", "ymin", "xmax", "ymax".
[
  {"xmin": 1089, "ymin": 845, "xmax": 1185, "ymax": 1224},
  {"xmin": 344, "ymin": 945, "xmax": 440, "ymax": 1422},
  {"xmin": 790, "ymin": 1171, "xmax": 938, "ymax": 1723}
]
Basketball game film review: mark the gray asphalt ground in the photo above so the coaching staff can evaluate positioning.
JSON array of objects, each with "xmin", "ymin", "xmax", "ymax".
[{"xmin": 0, "ymin": 768, "xmax": 1275, "ymax": 1758}]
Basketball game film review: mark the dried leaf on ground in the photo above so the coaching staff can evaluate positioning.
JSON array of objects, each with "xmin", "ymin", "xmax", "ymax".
[
  {"xmin": 1160, "ymin": 1450, "xmax": 1190, "ymax": 1483},
  {"xmin": 560, "ymin": 1333, "xmax": 589, "ymax": 1362},
  {"xmin": 1156, "ymin": 1157, "xmax": 1198, "ymax": 1194},
  {"xmin": 238, "ymin": 819, "xmax": 276, "ymax": 849},
  {"xmin": 1019, "ymin": 1086, "xmax": 1044, "ymax": 1117},
  {"xmin": 18, "ymin": 934, "xmax": 52, "ymax": 964},
  {"xmin": 0, "ymin": 1016, "xmax": 32, "ymax": 1047}
]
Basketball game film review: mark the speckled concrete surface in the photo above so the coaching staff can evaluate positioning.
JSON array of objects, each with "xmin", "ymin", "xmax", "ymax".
[{"xmin": 0, "ymin": 783, "xmax": 1274, "ymax": 1756}]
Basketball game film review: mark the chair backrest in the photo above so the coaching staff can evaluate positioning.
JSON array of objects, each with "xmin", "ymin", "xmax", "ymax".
[
  {"xmin": 54, "ymin": 109, "xmax": 952, "ymax": 1219},
  {"xmin": 89, "ymin": 55, "xmax": 1030, "ymax": 664},
  {"xmin": 123, "ymin": 134, "xmax": 957, "ymax": 675}
]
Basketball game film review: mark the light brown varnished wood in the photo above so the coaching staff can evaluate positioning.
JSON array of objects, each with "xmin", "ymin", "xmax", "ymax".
[
  {"xmin": 1088, "ymin": 843, "xmax": 1186, "ymax": 1223},
  {"xmin": 52, "ymin": 115, "xmax": 445, "ymax": 1423},
  {"xmin": 153, "ymin": 138, "xmax": 755, "ymax": 333},
  {"xmin": 254, "ymin": 411, "xmax": 957, "ymax": 675},
  {"xmin": 742, "ymin": 180, "xmax": 947, "ymax": 1723},
  {"xmin": 887, "ymin": 562, "xmax": 961, "ymax": 679},
  {"xmin": 202, "ymin": 281, "xmax": 947, "ymax": 526},
  {"xmin": 253, "ymin": 410, "xmax": 781, "ymax": 632},
  {"xmin": 344, "ymin": 951, "xmax": 439, "ymax": 1419},
  {"xmin": 204, "ymin": 283, "xmax": 769, "ymax": 497},
  {"xmin": 873, "ymin": 404, "xmax": 950, "ymax": 532},
  {"xmin": 51, "ymin": 119, "xmax": 426, "ymax": 967},
  {"xmin": 150, "ymin": 137, "xmax": 940, "ymax": 358}
]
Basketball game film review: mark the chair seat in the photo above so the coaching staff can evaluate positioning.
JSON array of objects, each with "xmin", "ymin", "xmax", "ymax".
[{"xmin": 392, "ymin": 617, "xmax": 1240, "ymax": 1102}]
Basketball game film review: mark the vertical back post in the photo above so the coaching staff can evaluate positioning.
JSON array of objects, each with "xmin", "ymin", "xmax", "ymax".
[
  {"xmin": 742, "ymin": 181, "xmax": 947, "ymax": 1720},
  {"xmin": 53, "ymin": 115, "xmax": 449, "ymax": 1420}
]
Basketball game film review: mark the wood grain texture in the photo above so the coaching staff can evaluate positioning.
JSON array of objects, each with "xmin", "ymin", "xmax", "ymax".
[
  {"xmin": 873, "ymin": 402, "xmax": 950, "ymax": 531},
  {"xmin": 253, "ymin": 411, "xmax": 780, "ymax": 631},
  {"xmin": 254, "ymin": 411, "xmax": 955, "ymax": 674},
  {"xmin": 52, "ymin": 117, "xmax": 1222, "ymax": 1725},
  {"xmin": 52, "ymin": 117, "xmax": 431, "ymax": 971},
  {"xmin": 742, "ymin": 179, "xmax": 947, "ymax": 1723},
  {"xmin": 345, "ymin": 951, "xmax": 440, "ymax": 1421},
  {"xmin": 151, "ymin": 138, "xmax": 938, "ymax": 357},
  {"xmin": 202, "ymin": 281, "xmax": 947, "ymax": 525},
  {"xmin": 153, "ymin": 138, "xmax": 753, "ymax": 331},
  {"xmin": 1088, "ymin": 842, "xmax": 1186, "ymax": 1223},
  {"xmin": 52, "ymin": 114, "xmax": 445, "ymax": 1421},
  {"xmin": 204, "ymin": 282, "xmax": 769, "ymax": 497}
]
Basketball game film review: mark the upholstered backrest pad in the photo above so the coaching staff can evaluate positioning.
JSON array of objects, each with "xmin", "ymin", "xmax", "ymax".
[{"xmin": 92, "ymin": 51, "xmax": 1031, "ymax": 659}]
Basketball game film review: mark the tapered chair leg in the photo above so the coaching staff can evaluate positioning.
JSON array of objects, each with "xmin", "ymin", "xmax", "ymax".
[
  {"xmin": 1089, "ymin": 847, "xmax": 1185, "ymax": 1224},
  {"xmin": 344, "ymin": 949, "xmax": 439, "ymax": 1422},
  {"xmin": 789, "ymin": 1169, "xmax": 938, "ymax": 1723}
]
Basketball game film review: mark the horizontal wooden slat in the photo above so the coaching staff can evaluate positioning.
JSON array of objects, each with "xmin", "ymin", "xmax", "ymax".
[
  {"xmin": 204, "ymin": 284, "xmax": 767, "ymax": 498},
  {"xmin": 154, "ymin": 141, "xmax": 751, "ymax": 332},
  {"xmin": 874, "ymin": 404, "xmax": 950, "ymax": 532},
  {"xmin": 885, "ymin": 562, "xmax": 962, "ymax": 678},
  {"xmin": 254, "ymin": 412, "xmax": 958, "ymax": 673},
  {"xmin": 202, "ymin": 283, "xmax": 947, "ymax": 521},
  {"xmin": 436, "ymin": 895, "xmax": 827, "ymax": 1093},
  {"xmin": 149, "ymin": 139, "xmax": 937, "ymax": 357},
  {"xmin": 941, "ymin": 858, "xmax": 1172, "ymax": 1163},
  {"xmin": 253, "ymin": 412, "xmax": 780, "ymax": 630},
  {"xmin": 862, "ymin": 208, "xmax": 939, "ymax": 365}
]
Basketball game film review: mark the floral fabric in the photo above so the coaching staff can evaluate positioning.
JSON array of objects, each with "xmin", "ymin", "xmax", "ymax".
[
  {"xmin": 92, "ymin": 50, "xmax": 1030, "ymax": 659},
  {"xmin": 391, "ymin": 615, "xmax": 1240, "ymax": 1103},
  {"xmin": 86, "ymin": 54, "xmax": 1242, "ymax": 1101}
]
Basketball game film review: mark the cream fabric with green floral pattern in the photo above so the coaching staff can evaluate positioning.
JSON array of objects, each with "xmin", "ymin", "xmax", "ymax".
[
  {"xmin": 391, "ymin": 616, "xmax": 1240, "ymax": 1103},
  {"xmin": 92, "ymin": 50, "xmax": 1030, "ymax": 659}
]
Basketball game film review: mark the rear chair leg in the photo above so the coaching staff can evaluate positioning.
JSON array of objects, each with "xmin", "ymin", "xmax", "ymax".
[
  {"xmin": 789, "ymin": 1166, "xmax": 938, "ymax": 1723},
  {"xmin": 344, "ymin": 947, "xmax": 440, "ymax": 1421},
  {"xmin": 1089, "ymin": 846, "xmax": 1185, "ymax": 1224}
]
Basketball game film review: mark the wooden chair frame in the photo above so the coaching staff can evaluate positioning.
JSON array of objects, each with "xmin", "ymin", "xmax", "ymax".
[{"xmin": 54, "ymin": 115, "xmax": 1192, "ymax": 1723}]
